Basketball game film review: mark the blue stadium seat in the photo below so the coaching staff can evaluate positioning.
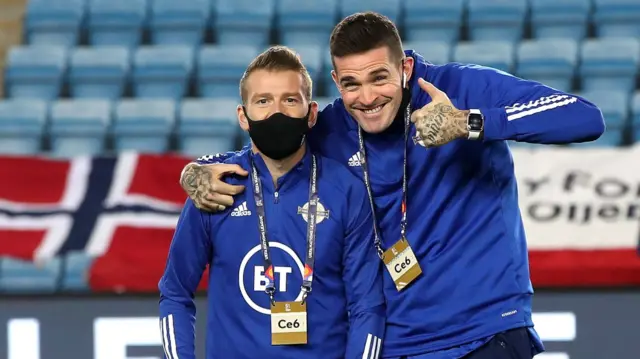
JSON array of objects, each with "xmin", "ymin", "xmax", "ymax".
[
  {"xmin": 61, "ymin": 251, "xmax": 95, "ymax": 291},
  {"xmin": 403, "ymin": 41, "xmax": 451, "ymax": 65},
  {"xmin": 132, "ymin": 45, "xmax": 194, "ymax": 100},
  {"xmin": 178, "ymin": 98, "xmax": 239, "ymax": 157},
  {"xmin": 530, "ymin": 0, "xmax": 591, "ymax": 41},
  {"xmin": 49, "ymin": 99, "xmax": 111, "ymax": 157},
  {"xmin": 573, "ymin": 90, "xmax": 629, "ymax": 147},
  {"xmin": 573, "ymin": 127, "xmax": 623, "ymax": 147},
  {"xmin": 4, "ymin": 45, "xmax": 67, "ymax": 101},
  {"xmin": 150, "ymin": 0, "xmax": 210, "ymax": 46},
  {"xmin": 517, "ymin": 39, "xmax": 579, "ymax": 92},
  {"xmin": 25, "ymin": 0, "xmax": 85, "ymax": 47},
  {"xmin": 0, "ymin": 99, "xmax": 47, "ymax": 155},
  {"xmin": 322, "ymin": 51, "xmax": 340, "ymax": 98},
  {"xmin": 633, "ymin": 92, "xmax": 640, "ymax": 126},
  {"xmin": 197, "ymin": 45, "xmax": 260, "ymax": 98},
  {"xmin": 214, "ymin": 0, "xmax": 274, "ymax": 47},
  {"xmin": 315, "ymin": 97, "xmax": 334, "ymax": 110},
  {"xmin": 113, "ymin": 99, "xmax": 176, "ymax": 153},
  {"xmin": 632, "ymin": 92, "xmax": 640, "ymax": 143},
  {"xmin": 579, "ymin": 90, "xmax": 629, "ymax": 129},
  {"xmin": 403, "ymin": 0, "xmax": 465, "ymax": 43},
  {"xmin": 0, "ymin": 257, "xmax": 61, "ymax": 294},
  {"xmin": 291, "ymin": 45, "xmax": 322, "ymax": 95},
  {"xmin": 339, "ymin": 0, "xmax": 402, "ymax": 24},
  {"xmin": 88, "ymin": 0, "xmax": 147, "ymax": 48},
  {"xmin": 69, "ymin": 46, "xmax": 130, "ymax": 100},
  {"xmin": 594, "ymin": 0, "xmax": 640, "ymax": 38},
  {"xmin": 453, "ymin": 41, "xmax": 515, "ymax": 73},
  {"xmin": 579, "ymin": 38, "xmax": 640, "ymax": 93},
  {"xmin": 467, "ymin": 0, "xmax": 528, "ymax": 43},
  {"xmin": 276, "ymin": 0, "xmax": 338, "ymax": 47}
]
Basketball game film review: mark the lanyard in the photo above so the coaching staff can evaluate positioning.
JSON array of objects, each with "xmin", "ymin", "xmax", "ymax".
[
  {"xmin": 357, "ymin": 103, "xmax": 411, "ymax": 257},
  {"xmin": 250, "ymin": 154, "xmax": 319, "ymax": 305}
]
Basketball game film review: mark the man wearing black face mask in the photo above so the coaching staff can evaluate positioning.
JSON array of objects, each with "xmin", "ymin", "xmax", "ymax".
[{"xmin": 158, "ymin": 46, "xmax": 385, "ymax": 359}]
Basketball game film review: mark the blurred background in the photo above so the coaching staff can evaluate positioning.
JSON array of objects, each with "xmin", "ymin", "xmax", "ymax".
[{"xmin": 0, "ymin": 0, "xmax": 639, "ymax": 358}]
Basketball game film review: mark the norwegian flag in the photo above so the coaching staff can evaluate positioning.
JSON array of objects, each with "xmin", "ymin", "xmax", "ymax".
[{"xmin": 0, "ymin": 152, "xmax": 208, "ymax": 292}]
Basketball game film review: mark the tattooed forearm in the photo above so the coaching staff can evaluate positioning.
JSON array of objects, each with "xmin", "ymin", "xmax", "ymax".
[
  {"xmin": 415, "ymin": 104, "xmax": 469, "ymax": 147},
  {"xmin": 181, "ymin": 163, "xmax": 213, "ymax": 205}
]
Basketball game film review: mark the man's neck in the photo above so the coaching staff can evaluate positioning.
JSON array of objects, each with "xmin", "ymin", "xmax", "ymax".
[{"xmin": 253, "ymin": 144, "xmax": 306, "ymax": 186}]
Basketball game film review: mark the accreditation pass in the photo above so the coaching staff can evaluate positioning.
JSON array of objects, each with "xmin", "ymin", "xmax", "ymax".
[
  {"xmin": 382, "ymin": 238, "xmax": 422, "ymax": 291},
  {"xmin": 271, "ymin": 301, "xmax": 308, "ymax": 345}
]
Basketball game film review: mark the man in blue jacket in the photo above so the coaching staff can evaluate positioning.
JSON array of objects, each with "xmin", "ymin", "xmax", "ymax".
[
  {"xmin": 177, "ymin": 12, "xmax": 605, "ymax": 359},
  {"xmin": 159, "ymin": 46, "xmax": 385, "ymax": 359}
]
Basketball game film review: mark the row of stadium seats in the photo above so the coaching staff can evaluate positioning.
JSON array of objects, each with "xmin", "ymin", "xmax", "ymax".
[
  {"xmin": 0, "ymin": 91, "xmax": 639, "ymax": 156},
  {"xmin": 25, "ymin": 0, "xmax": 640, "ymax": 48},
  {"xmin": 0, "ymin": 98, "xmax": 244, "ymax": 157},
  {"xmin": 0, "ymin": 253, "xmax": 93, "ymax": 293},
  {"xmin": 5, "ymin": 37, "xmax": 640, "ymax": 102}
]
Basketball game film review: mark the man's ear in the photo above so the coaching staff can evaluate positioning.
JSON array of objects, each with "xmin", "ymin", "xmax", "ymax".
[
  {"xmin": 331, "ymin": 70, "xmax": 341, "ymax": 93},
  {"xmin": 237, "ymin": 105, "xmax": 249, "ymax": 132},
  {"xmin": 308, "ymin": 101, "xmax": 319, "ymax": 129},
  {"xmin": 403, "ymin": 57, "xmax": 415, "ymax": 86}
]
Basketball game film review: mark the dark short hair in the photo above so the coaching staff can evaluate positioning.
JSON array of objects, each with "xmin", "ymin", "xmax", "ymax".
[
  {"xmin": 239, "ymin": 46, "xmax": 313, "ymax": 103},
  {"xmin": 329, "ymin": 12, "xmax": 404, "ymax": 66}
]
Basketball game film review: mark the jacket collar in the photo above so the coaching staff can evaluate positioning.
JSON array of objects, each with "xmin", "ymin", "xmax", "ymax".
[{"xmin": 248, "ymin": 143, "xmax": 313, "ymax": 193}]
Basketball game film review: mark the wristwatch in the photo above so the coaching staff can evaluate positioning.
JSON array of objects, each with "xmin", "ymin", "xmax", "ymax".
[{"xmin": 467, "ymin": 109, "xmax": 484, "ymax": 140}]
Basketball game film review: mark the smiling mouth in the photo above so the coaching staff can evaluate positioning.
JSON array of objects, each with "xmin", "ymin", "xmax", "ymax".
[{"xmin": 359, "ymin": 103, "xmax": 387, "ymax": 115}]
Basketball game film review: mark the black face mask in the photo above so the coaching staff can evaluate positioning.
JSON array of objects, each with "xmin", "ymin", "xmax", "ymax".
[{"xmin": 244, "ymin": 106, "xmax": 311, "ymax": 160}]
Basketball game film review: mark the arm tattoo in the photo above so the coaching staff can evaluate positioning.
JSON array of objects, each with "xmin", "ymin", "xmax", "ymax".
[
  {"xmin": 181, "ymin": 163, "xmax": 213, "ymax": 205},
  {"xmin": 418, "ymin": 104, "xmax": 468, "ymax": 146}
]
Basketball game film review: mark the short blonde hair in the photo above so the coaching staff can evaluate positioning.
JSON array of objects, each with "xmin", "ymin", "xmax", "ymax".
[{"xmin": 239, "ymin": 46, "xmax": 313, "ymax": 104}]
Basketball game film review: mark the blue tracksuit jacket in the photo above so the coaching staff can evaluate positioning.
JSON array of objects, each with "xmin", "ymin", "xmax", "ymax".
[
  {"xmin": 159, "ymin": 148, "xmax": 386, "ymax": 359},
  {"xmin": 193, "ymin": 50, "xmax": 606, "ymax": 357}
]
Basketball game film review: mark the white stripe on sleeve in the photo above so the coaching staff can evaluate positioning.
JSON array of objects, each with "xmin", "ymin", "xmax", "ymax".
[
  {"xmin": 362, "ymin": 333, "xmax": 373, "ymax": 359},
  {"xmin": 167, "ymin": 314, "xmax": 180, "ymax": 359},
  {"xmin": 161, "ymin": 317, "xmax": 172, "ymax": 359},
  {"xmin": 505, "ymin": 94, "xmax": 578, "ymax": 121}
]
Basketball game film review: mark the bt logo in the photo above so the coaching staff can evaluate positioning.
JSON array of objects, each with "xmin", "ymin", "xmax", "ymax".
[{"xmin": 238, "ymin": 242, "xmax": 305, "ymax": 315}]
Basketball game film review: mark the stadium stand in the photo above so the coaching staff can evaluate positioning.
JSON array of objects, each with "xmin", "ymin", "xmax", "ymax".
[
  {"xmin": 149, "ymin": 0, "xmax": 210, "ymax": 47},
  {"xmin": 579, "ymin": 37, "xmax": 640, "ymax": 93},
  {"xmin": 4, "ymin": 45, "xmax": 66, "ymax": 100},
  {"xmin": 0, "ymin": 257, "xmax": 61, "ymax": 293},
  {"xmin": 530, "ymin": 0, "xmax": 591, "ymax": 41},
  {"xmin": 0, "ymin": 98, "xmax": 46, "ymax": 154},
  {"xmin": 593, "ymin": 0, "xmax": 640, "ymax": 38},
  {"xmin": 197, "ymin": 45, "xmax": 259, "ymax": 98},
  {"xmin": 575, "ymin": 90, "xmax": 630, "ymax": 146},
  {"xmin": 50, "ymin": 99, "xmax": 111, "ymax": 157},
  {"xmin": 178, "ymin": 98, "xmax": 238, "ymax": 157},
  {"xmin": 87, "ymin": 0, "xmax": 148, "ymax": 49},
  {"xmin": 339, "ymin": 0, "xmax": 402, "ymax": 24},
  {"xmin": 466, "ymin": 0, "xmax": 528, "ymax": 43},
  {"xmin": 453, "ymin": 41, "xmax": 515, "ymax": 74},
  {"xmin": 113, "ymin": 98, "xmax": 176, "ymax": 153},
  {"xmin": 516, "ymin": 39, "xmax": 579, "ymax": 92},
  {"xmin": 68, "ymin": 46, "xmax": 130, "ymax": 100},
  {"xmin": 214, "ymin": 0, "xmax": 274, "ymax": 46},
  {"xmin": 25, "ymin": 0, "xmax": 85, "ymax": 47},
  {"xmin": 634, "ymin": 92, "xmax": 640, "ymax": 142},
  {"xmin": 132, "ymin": 45, "xmax": 194, "ymax": 100},
  {"xmin": 276, "ymin": 0, "xmax": 339, "ymax": 46},
  {"xmin": 403, "ymin": 41, "xmax": 451, "ymax": 65},
  {"xmin": 60, "ymin": 251, "xmax": 94, "ymax": 291},
  {"xmin": 403, "ymin": 0, "xmax": 465, "ymax": 44}
]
